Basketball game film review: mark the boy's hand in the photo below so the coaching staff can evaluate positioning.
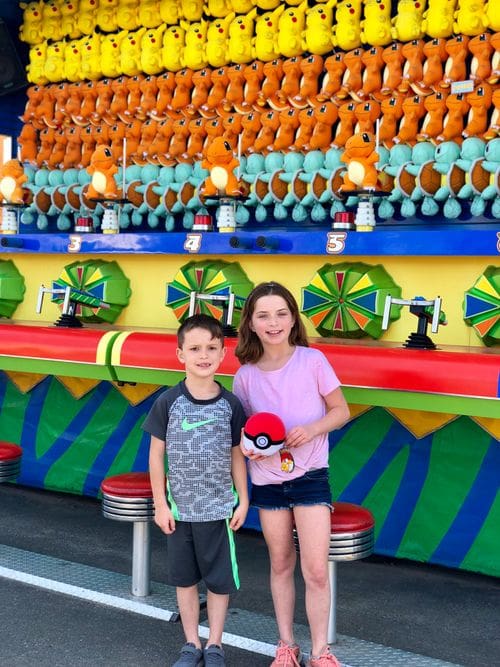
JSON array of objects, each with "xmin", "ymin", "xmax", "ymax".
[
  {"xmin": 230, "ymin": 502, "xmax": 248, "ymax": 531},
  {"xmin": 154, "ymin": 505, "xmax": 176, "ymax": 534}
]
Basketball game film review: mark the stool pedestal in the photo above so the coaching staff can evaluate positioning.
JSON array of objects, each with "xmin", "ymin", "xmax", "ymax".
[
  {"xmin": 294, "ymin": 501, "xmax": 375, "ymax": 644},
  {"xmin": 100, "ymin": 472, "xmax": 154, "ymax": 597}
]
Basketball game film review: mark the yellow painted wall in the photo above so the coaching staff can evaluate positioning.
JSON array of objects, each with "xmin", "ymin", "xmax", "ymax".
[{"xmin": 7, "ymin": 252, "xmax": 497, "ymax": 348}]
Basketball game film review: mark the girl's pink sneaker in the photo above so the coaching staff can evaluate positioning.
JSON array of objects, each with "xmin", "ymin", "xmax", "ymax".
[
  {"xmin": 307, "ymin": 646, "xmax": 341, "ymax": 667},
  {"xmin": 271, "ymin": 640, "xmax": 304, "ymax": 666}
]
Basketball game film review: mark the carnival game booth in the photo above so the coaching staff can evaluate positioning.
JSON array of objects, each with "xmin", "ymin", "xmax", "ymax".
[{"xmin": 0, "ymin": 0, "xmax": 498, "ymax": 580}]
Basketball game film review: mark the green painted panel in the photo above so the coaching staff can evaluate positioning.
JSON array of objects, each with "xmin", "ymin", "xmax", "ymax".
[
  {"xmin": 330, "ymin": 408, "xmax": 394, "ymax": 496},
  {"xmin": 397, "ymin": 417, "xmax": 491, "ymax": 561},
  {"xmin": 461, "ymin": 491, "xmax": 500, "ymax": 574},
  {"xmin": 44, "ymin": 390, "xmax": 130, "ymax": 494},
  {"xmin": 36, "ymin": 378, "xmax": 95, "ymax": 458},
  {"xmin": 363, "ymin": 446, "xmax": 410, "ymax": 542},
  {"xmin": 0, "ymin": 379, "xmax": 30, "ymax": 444}
]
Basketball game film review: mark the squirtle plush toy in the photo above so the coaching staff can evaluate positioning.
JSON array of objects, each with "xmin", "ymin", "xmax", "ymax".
[{"xmin": 242, "ymin": 412, "xmax": 286, "ymax": 457}]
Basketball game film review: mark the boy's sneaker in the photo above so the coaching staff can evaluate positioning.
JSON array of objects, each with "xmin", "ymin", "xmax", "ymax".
[
  {"xmin": 172, "ymin": 642, "xmax": 204, "ymax": 666},
  {"xmin": 203, "ymin": 644, "xmax": 225, "ymax": 665},
  {"xmin": 271, "ymin": 640, "xmax": 304, "ymax": 666},
  {"xmin": 307, "ymin": 646, "xmax": 341, "ymax": 667}
]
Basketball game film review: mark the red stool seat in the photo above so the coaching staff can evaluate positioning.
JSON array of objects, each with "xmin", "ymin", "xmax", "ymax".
[
  {"xmin": 0, "ymin": 442, "xmax": 22, "ymax": 483},
  {"xmin": 100, "ymin": 472, "xmax": 153, "ymax": 498},
  {"xmin": 331, "ymin": 502, "xmax": 375, "ymax": 533},
  {"xmin": 0, "ymin": 442, "xmax": 23, "ymax": 461}
]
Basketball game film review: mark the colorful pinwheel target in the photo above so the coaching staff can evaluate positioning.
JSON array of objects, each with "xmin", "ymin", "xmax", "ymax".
[
  {"xmin": 463, "ymin": 265, "xmax": 499, "ymax": 347},
  {"xmin": 301, "ymin": 262, "xmax": 402, "ymax": 339},
  {"xmin": 52, "ymin": 260, "xmax": 131, "ymax": 323},
  {"xmin": 0, "ymin": 260, "xmax": 25, "ymax": 318},
  {"xmin": 166, "ymin": 260, "xmax": 254, "ymax": 327}
]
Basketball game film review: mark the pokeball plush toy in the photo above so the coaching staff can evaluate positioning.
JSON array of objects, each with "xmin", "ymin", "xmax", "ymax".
[{"xmin": 243, "ymin": 412, "xmax": 286, "ymax": 457}]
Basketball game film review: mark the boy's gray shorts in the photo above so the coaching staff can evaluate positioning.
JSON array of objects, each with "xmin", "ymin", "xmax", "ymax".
[{"xmin": 166, "ymin": 519, "xmax": 240, "ymax": 594}]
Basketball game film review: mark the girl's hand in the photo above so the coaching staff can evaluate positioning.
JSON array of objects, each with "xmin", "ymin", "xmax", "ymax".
[
  {"xmin": 285, "ymin": 424, "xmax": 315, "ymax": 448},
  {"xmin": 239, "ymin": 427, "xmax": 266, "ymax": 461}
]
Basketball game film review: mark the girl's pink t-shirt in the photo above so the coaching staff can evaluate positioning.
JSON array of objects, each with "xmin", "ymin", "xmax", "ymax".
[{"xmin": 232, "ymin": 345, "xmax": 341, "ymax": 486}]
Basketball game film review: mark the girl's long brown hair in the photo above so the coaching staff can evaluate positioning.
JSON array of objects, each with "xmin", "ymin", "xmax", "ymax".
[{"xmin": 235, "ymin": 282, "xmax": 309, "ymax": 364}]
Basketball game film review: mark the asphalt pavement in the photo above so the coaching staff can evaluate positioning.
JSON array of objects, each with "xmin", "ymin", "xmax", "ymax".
[{"xmin": 0, "ymin": 484, "xmax": 499, "ymax": 667}]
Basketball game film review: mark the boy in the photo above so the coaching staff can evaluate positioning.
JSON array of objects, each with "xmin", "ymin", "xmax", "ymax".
[{"xmin": 143, "ymin": 314, "xmax": 248, "ymax": 667}]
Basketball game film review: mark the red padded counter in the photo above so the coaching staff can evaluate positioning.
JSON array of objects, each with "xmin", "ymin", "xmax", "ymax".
[
  {"xmin": 0, "ymin": 442, "xmax": 22, "ymax": 483},
  {"xmin": 0, "ymin": 324, "xmax": 119, "ymax": 380}
]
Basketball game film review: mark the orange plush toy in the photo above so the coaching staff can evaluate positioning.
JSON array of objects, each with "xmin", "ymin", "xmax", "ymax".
[
  {"xmin": 379, "ymin": 94, "xmax": 405, "ymax": 147},
  {"xmin": 381, "ymin": 42, "xmax": 405, "ymax": 95},
  {"xmin": 317, "ymin": 53, "xmax": 346, "ymax": 103},
  {"xmin": 469, "ymin": 32, "xmax": 494, "ymax": 83},
  {"xmin": 340, "ymin": 132, "xmax": 379, "ymax": 191},
  {"xmin": 395, "ymin": 94, "xmax": 426, "ymax": 144},
  {"xmin": 0, "ymin": 159, "xmax": 28, "ymax": 204},
  {"xmin": 240, "ymin": 110, "xmax": 262, "ymax": 154},
  {"xmin": 420, "ymin": 38, "xmax": 448, "ymax": 93},
  {"xmin": 441, "ymin": 35, "xmax": 470, "ymax": 88},
  {"xmin": 86, "ymin": 145, "xmax": 119, "ymax": 199},
  {"xmin": 254, "ymin": 110, "xmax": 281, "ymax": 153},
  {"xmin": 399, "ymin": 39, "xmax": 425, "ymax": 93},
  {"xmin": 417, "ymin": 91, "xmax": 448, "ymax": 141},
  {"xmin": 464, "ymin": 83, "xmax": 493, "ymax": 138},
  {"xmin": 310, "ymin": 102, "xmax": 339, "ymax": 150},
  {"xmin": 200, "ymin": 136, "xmax": 241, "ymax": 196},
  {"xmin": 274, "ymin": 108, "xmax": 301, "ymax": 150}
]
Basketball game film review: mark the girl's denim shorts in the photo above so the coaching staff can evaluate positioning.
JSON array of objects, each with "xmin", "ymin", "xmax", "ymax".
[{"xmin": 251, "ymin": 467, "xmax": 332, "ymax": 510}]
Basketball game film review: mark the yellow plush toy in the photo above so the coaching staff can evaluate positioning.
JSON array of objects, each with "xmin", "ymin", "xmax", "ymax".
[
  {"xmin": 421, "ymin": 0, "xmax": 458, "ymax": 39},
  {"xmin": 19, "ymin": 1, "xmax": 44, "ymax": 45},
  {"xmin": 44, "ymin": 41, "xmax": 65, "ymax": 83},
  {"xmin": 160, "ymin": 0, "xmax": 181, "ymax": 24},
  {"xmin": 120, "ymin": 27, "xmax": 147, "ymax": 77},
  {"xmin": 96, "ymin": 0, "xmax": 120, "ymax": 34},
  {"xmin": 78, "ymin": 0, "xmax": 99, "ymax": 35},
  {"xmin": 206, "ymin": 13, "xmax": 234, "ymax": 68},
  {"xmin": 360, "ymin": 0, "xmax": 393, "ymax": 47},
  {"xmin": 304, "ymin": 0, "xmax": 336, "ymax": 55},
  {"xmin": 485, "ymin": 0, "xmax": 500, "ymax": 30},
  {"xmin": 453, "ymin": 0, "xmax": 489, "ymax": 36},
  {"xmin": 41, "ymin": 0, "xmax": 64, "ymax": 43},
  {"xmin": 101, "ymin": 31, "xmax": 128, "ymax": 79},
  {"xmin": 332, "ymin": 0, "xmax": 362, "ymax": 51},
  {"xmin": 180, "ymin": 0, "xmax": 204, "ymax": 22},
  {"xmin": 181, "ymin": 19, "xmax": 209, "ymax": 70},
  {"xmin": 254, "ymin": 6, "xmax": 284, "ymax": 62},
  {"xmin": 277, "ymin": 2, "xmax": 307, "ymax": 58},
  {"xmin": 392, "ymin": 0, "xmax": 426, "ymax": 42},
  {"xmin": 60, "ymin": 0, "xmax": 80, "ymax": 39},
  {"xmin": 141, "ymin": 24, "xmax": 167, "ymax": 75},
  {"xmin": 116, "ymin": 0, "xmax": 141, "ymax": 31},
  {"xmin": 206, "ymin": 0, "xmax": 233, "ymax": 17},
  {"xmin": 27, "ymin": 42, "xmax": 49, "ymax": 85},
  {"xmin": 80, "ymin": 32, "xmax": 103, "ymax": 81},
  {"xmin": 228, "ymin": 11, "xmax": 257, "ymax": 64},
  {"xmin": 162, "ymin": 25, "xmax": 186, "ymax": 72},
  {"xmin": 138, "ymin": 0, "xmax": 163, "ymax": 28},
  {"xmin": 64, "ymin": 38, "xmax": 82, "ymax": 83}
]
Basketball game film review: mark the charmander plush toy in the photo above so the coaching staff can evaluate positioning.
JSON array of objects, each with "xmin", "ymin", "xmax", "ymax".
[
  {"xmin": 464, "ymin": 82, "xmax": 493, "ymax": 138},
  {"xmin": 200, "ymin": 136, "xmax": 241, "ymax": 195},
  {"xmin": 417, "ymin": 91, "xmax": 448, "ymax": 141},
  {"xmin": 469, "ymin": 32, "xmax": 494, "ymax": 83},
  {"xmin": 86, "ymin": 145, "xmax": 119, "ymax": 199},
  {"xmin": 0, "ymin": 160, "xmax": 28, "ymax": 204},
  {"xmin": 340, "ymin": 131, "xmax": 380, "ymax": 190},
  {"xmin": 310, "ymin": 102, "xmax": 339, "ymax": 150},
  {"xmin": 381, "ymin": 42, "xmax": 405, "ymax": 95},
  {"xmin": 441, "ymin": 35, "xmax": 470, "ymax": 87}
]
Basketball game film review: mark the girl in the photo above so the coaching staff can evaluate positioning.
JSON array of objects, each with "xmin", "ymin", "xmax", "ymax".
[{"xmin": 233, "ymin": 282, "xmax": 350, "ymax": 667}]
